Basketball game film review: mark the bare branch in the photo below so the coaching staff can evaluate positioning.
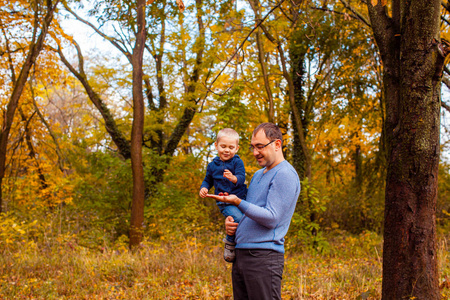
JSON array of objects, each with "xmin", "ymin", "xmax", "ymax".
[
  {"xmin": 311, "ymin": 6, "xmax": 365, "ymax": 22},
  {"xmin": 442, "ymin": 74, "xmax": 450, "ymax": 89},
  {"xmin": 442, "ymin": 0, "xmax": 450, "ymax": 14},
  {"xmin": 29, "ymin": 79, "xmax": 68, "ymax": 174},
  {"xmin": 199, "ymin": 0, "xmax": 287, "ymax": 103},
  {"xmin": 442, "ymin": 16, "xmax": 450, "ymax": 26},
  {"xmin": 56, "ymin": 42, "xmax": 132, "ymax": 159},
  {"xmin": 63, "ymin": 2, "xmax": 132, "ymax": 62},
  {"xmin": 339, "ymin": 0, "xmax": 371, "ymax": 27},
  {"xmin": 443, "ymin": 100, "xmax": 450, "ymax": 113}
]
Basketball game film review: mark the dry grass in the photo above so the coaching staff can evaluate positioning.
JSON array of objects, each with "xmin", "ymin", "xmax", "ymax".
[{"xmin": 0, "ymin": 231, "xmax": 449, "ymax": 299}]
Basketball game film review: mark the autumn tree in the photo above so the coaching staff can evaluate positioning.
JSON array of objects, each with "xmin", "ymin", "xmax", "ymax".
[{"xmin": 0, "ymin": 0, "xmax": 59, "ymax": 212}]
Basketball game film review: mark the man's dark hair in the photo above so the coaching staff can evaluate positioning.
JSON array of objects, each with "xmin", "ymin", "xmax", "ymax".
[{"xmin": 253, "ymin": 123, "xmax": 283, "ymax": 144}]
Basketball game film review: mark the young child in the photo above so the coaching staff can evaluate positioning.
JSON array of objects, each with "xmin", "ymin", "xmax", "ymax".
[{"xmin": 199, "ymin": 128, "xmax": 247, "ymax": 263}]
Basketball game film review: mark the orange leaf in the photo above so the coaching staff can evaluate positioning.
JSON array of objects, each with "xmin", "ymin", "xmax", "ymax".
[{"xmin": 176, "ymin": 0, "xmax": 185, "ymax": 12}]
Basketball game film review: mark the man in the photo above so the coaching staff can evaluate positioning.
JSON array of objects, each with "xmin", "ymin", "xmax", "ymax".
[{"xmin": 207, "ymin": 122, "xmax": 300, "ymax": 299}]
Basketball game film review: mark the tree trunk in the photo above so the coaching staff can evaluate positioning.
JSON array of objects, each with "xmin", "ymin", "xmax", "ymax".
[
  {"xmin": 289, "ymin": 29, "xmax": 307, "ymax": 181},
  {"xmin": 258, "ymin": 22, "xmax": 312, "ymax": 180},
  {"xmin": 354, "ymin": 144, "xmax": 362, "ymax": 188},
  {"xmin": 129, "ymin": 0, "xmax": 147, "ymax": 248},
  {"xmin": 367, "ymin": 0, "xmax": 445, "ymax": 298},
  {"xmin": 154, "ymin": 19, "xmax": 167, "ymax": 155}
]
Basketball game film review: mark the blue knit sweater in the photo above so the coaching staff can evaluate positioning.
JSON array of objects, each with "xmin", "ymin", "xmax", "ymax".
[{"xmin": 235, "ymin": 160, "xmax": 300, "ymax": 253}]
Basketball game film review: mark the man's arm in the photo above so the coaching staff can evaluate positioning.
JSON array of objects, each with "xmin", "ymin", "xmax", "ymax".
[
  {"xmin": 235, "ymin": 169, "xmax": 299, "ymax": 229},
  {"xmin": 208, "ymin": 168, "xmax": 299, "ymax": 228}
]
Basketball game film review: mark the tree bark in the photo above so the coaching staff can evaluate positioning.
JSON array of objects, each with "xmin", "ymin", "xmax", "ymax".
[
  {"xmin": 289, "ymin": 29, "xmax": 308, "ymax": 181},
  {"xmin": 367, "ymin": 0, "xmax": 445, "ymax": 298},
  {"xmin": 129, "ymin": 0, "xmax": 147, "ymax": 248}
]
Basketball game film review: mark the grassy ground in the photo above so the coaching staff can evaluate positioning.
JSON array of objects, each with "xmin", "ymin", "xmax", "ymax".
[{"xmin": 0, "ymin": 231, "xmax": 449, "ymax": 299}]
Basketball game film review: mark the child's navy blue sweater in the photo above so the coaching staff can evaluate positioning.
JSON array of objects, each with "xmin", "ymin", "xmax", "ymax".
[{"xmin": 200, "ymin": 154, "xmax": 247, "ymax": 201}]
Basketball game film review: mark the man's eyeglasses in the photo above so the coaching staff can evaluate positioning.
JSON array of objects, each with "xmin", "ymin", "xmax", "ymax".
[{"xmin": 249, "ymin": 140, "xmax": 277, "ymax": 152}]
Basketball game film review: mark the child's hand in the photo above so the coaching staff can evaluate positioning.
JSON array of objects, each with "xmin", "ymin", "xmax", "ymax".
[
  {"xmin": 223, "ymin": 169, "xmax": 237, "ymax": 184},
  {"xmin": 225, "ymin": 216, "xmax": 238, "ymax": 236},
  {"xmin": 199, "ymin": 188, "xmax": 208, "ymax": 198}
]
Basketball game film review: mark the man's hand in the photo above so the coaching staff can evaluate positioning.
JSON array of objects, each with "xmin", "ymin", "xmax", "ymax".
[
  {"xmin": 223, "ymin": 169, "xmax": 237, "ymax": 184},
  {"xmin": 206, "ymin": 193, "xmax": 242, "ymax": 206},
  {"xmin": 225, "ymin": 216, "xmax": 238, "ymax": 236},
  {"xmin": 199, "ymin": 187, "xmax": 208, "ymax": 198}
]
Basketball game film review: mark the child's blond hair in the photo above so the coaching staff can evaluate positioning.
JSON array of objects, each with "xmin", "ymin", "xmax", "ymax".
[{"xmin": 217, "ymin": 128, "xmax": 239, "ymax": 144}]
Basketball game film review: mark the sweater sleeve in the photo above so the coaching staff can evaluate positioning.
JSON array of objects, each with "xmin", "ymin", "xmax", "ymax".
[
  {"xmin": 233, "ymin": 158, "xmax": 246, "ymax": 186},
  {"xmin": 238, "ymin": 168, "xmax": 299, "ymax": 229},
  {"xmin": 200, "ymin": 163, "xmax": 213, "ymax": 190}
]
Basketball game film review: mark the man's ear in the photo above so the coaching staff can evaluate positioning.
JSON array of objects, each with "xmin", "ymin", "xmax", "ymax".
[{"xmin": 275, "ymin": 139, "xmax": 282, "ymax": 151}]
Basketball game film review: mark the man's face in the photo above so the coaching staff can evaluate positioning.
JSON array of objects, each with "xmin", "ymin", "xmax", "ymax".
[
  {"xmin": 250, "ymin": 130, "xmax": 276, "ymax": 168},
  {"xmin": 215, "ymin": 135, "xmax": 239, "ymax": 161}
]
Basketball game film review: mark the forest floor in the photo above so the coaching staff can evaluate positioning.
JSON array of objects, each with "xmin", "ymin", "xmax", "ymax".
[{"xmin": 0, "ymin": 230, "xmax": 449, "ymax": 299}]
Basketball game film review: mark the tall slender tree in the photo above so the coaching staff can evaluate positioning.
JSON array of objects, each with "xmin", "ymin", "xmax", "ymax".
[{"xmin": 128, "ymin": 0, "xmax": 147, "ymax": 248}]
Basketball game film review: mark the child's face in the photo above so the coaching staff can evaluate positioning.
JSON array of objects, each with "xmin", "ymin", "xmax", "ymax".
[{"xmin": 215, "ymin": 135, "xmax": 239, "ymax": 161}]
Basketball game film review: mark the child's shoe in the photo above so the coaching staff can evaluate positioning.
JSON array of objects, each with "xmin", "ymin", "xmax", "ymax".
[{"xmin": 223, "ymin": 238, "xmax": 236, "ymax": 263}]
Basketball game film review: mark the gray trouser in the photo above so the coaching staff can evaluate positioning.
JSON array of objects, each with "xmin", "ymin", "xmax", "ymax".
[{"xmin": 232, "ymin": 249, "xmax": 284, "ymax": 300}]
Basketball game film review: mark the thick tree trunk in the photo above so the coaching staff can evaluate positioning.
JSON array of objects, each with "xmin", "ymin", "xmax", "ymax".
[
  {"xmin": 129, "ymin": 0, "xmax": 147, "ymax": 248},
  {"xmin": 367, "ymin": 0, "xmax": 444, "ymax": 298}
]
